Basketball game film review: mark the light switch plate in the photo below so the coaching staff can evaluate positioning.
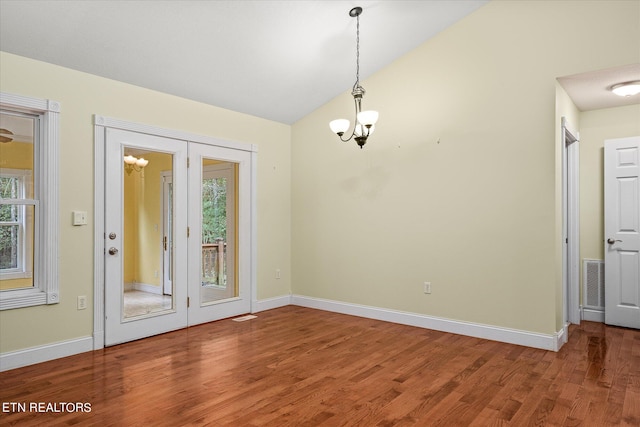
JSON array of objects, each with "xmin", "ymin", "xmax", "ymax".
[{"xmin": 72, "ymin": 211, "xmax": 88, "ymax": 226}]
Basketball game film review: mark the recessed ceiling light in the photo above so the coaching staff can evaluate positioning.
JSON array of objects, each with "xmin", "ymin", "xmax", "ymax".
[{"xmin": 610, "ymin": 81, "xmax": 640, "ymax": 97}]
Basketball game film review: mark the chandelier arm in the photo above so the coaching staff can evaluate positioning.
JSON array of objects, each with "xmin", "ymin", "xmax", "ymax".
[{"xmin": 338, "ymin": 133, "xmax": 353, "ymax": 143}]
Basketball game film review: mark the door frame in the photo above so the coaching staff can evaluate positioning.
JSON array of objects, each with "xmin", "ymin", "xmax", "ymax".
[
  {"xmin": 161, "ymin": 171, "xmax": 173, "ymax": 295},
  {"xmin": 93, "ymin": 115, "xmax": 258, "ymax": 350},
  {"xmin": 561, "ymin": 117, "xmax": 580, "ymax": 326}
]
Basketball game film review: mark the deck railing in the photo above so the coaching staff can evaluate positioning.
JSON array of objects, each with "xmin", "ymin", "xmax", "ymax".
[{"xmin": 202, "ymin": 240, "xmax": 226, "ymax": 286}]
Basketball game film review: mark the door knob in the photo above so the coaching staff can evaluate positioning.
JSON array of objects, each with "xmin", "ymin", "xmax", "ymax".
[
  {"xmin": 108, "ymin": 247, "xmax": 119, "ymax": 255},
  {"xmin": 607, "ymin": 238, "xmax": 622, "ymax": 244}
]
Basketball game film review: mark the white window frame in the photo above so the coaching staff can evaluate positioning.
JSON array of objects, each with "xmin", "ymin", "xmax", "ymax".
[
  {"xmin": 0, "ymin": 168, "xmax": 34, "ymax": 280},
  {"xmin": 0, "ymin": 92, "xmax": 60, "ymax": 310}
]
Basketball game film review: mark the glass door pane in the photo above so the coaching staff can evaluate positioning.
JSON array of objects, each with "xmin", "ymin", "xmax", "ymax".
[
  {"xmin": 200, "ymin": 160, "xmax": 235, "ymax": 305},
  {"xmin": 122, "ymin": 148, "xmax": 174, "ymax": 320}
]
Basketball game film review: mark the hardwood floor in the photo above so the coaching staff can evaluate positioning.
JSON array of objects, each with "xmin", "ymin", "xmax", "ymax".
[{"xmin": 1, "ymin": 306, "xmax": 639, "ymax": 426}]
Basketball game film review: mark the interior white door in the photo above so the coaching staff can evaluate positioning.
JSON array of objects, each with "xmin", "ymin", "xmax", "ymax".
[
  {"xmin": 187, "ymin": 142, "xmax": 252, "ymax": 325},
  {"xmin": 604, "ymin": 136, "xmax": 640, "ymax": 329},
  {"xmin": 104, "ymin": 128, "xmax": 188, "ymax": 346}
]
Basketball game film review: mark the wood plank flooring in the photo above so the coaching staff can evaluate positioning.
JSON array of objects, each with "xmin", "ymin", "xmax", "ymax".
[{"xmin": 1, "ymin": 306, "xmax": 639, "ymax": 426}]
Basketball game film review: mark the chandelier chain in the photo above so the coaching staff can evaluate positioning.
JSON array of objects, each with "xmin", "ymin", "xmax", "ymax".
[{"xmin": 354, "ymin": 13, "xmax": 360, "ymax": 91}]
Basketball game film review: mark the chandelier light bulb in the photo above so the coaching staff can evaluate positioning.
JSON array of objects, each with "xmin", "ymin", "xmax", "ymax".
[
  {"xmin": 330, "ymin": 119, "xmax": 350, "ymax": 135},
  {"xmin": 357, "ymin": 110, "xmax": 379, "ymax": 126}
]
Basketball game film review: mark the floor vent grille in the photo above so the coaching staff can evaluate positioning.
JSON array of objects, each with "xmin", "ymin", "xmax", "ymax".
[{"xmin": 583, "ymin": 259, "xmax": 605, "ymax": 310}]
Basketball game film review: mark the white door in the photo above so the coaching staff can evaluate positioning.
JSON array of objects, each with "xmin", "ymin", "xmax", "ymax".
[
  {"xmin": 105, "ymin": 128, "xmax": 188, "ymax": 345},
  {"xmin": 187, "ymin": 142, "xmax": 252, "ymax": 325},
  {"xmin": 604, "ymin": 136, "xmax": 640, "ymax": 329}
]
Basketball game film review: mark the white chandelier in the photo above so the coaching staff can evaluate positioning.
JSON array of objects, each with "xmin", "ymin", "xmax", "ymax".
[{"xmin": 329, "ymin": 6, "xmax": 379, "ymax": 149}]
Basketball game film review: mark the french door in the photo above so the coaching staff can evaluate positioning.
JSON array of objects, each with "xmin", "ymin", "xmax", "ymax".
[
  {"xmin": 104, "ymin": 128, "xmax": 188, "ymax": 345},
  {"xmin": 187, "ymin": 142, "xmax": 251, "ymax": 325},
  {"xmin": 104, "ymin": 129, "xmax": 252, "ymax": 346}
]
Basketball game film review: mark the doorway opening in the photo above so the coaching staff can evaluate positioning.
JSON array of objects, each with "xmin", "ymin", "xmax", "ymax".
[{"xmin": 562, "ymin": 117, "xmax": 580, "ymax": 326}]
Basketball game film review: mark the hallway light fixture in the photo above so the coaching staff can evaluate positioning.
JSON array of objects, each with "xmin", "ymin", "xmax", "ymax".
[
  {"xmin": 123, "ymin": 154, "xmax": 149, "ymax": 175},
  {"xmin": 610, "ymin": 80, "xmax": 640, "ymax": 97},
  {"xmin": 329, "ymin": 6, "xmax": 379, "ymax": 149}
]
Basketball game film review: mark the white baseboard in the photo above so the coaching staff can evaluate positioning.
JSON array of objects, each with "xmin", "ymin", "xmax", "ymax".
[
  {"xmin": 291, "ymin": 295, "xmax": 563, "ymax": 352},
  {"xmin": 124, "ymin": 282, "xmax": 163, "ymax": 295},
  {"xmin": 0, "ymin": 336, "xmax": 93, "ymax": 372},
  {"xmin": 582, "ymin": 307, "xmax": 605, "ymax": 323},
  {"xmin": 555, "ymin": 323, "xmax": 570, "ymax": 351},
  {"xmin": 2, "ymin": 293, "xmax": 568, "ymax": 372},
  {"xmin": 252, "ymin": 294, "xmax": 291, "ymax": 313}
]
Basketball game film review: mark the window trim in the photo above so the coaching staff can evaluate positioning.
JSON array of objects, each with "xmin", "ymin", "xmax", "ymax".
[{"xmin": 0, "ymin": 92, "xmax": 60, "ymax": 310}]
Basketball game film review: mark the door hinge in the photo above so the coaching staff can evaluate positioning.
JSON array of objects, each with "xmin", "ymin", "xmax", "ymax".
[
  {"xmin": 187, "ymin": 297, "xmax": 190, "ymax": 308},
  {"xmin": 187, "ymin": 157, "xmax": 190, "ymax": 168},
  {"xmin": 187, "ymin": 227, "xmax": 190, "ymax": 238}
]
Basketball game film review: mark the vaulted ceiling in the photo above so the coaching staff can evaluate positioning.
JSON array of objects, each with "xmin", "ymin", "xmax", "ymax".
[
  {"xmin": 1, "ymin": 1, "xmax": 637, "ymax": 125},
  {"xmin": 0, "ymin": 0, "xmax": 488, "ymax": 124}
]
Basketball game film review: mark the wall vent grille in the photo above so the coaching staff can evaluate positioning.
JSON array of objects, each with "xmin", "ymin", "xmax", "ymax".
[{"xmin": 583, "ymin": 259, "xmax": 605, "ymax": 310}]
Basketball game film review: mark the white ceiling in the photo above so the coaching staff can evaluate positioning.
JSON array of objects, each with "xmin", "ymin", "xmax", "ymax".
[
  {"xmin": 558, "ymin": 63, "xmax": 640, "ymax": 112},
  {"xmin": 0, "ymin": 0, "xmax": 488, "ymax": 124},
  {"xmin": 1, "ymin": 1, "xmax": 637, "ymax": 125}
]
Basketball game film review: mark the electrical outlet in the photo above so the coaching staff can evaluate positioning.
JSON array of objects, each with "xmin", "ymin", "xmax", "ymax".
[
  {"xmin": 77, "ymin": 295, "xmax": 87, "ymax": 310},
  {"xmin": 423, "ymin": 282, "xmax": 431, "ymax": 294}
]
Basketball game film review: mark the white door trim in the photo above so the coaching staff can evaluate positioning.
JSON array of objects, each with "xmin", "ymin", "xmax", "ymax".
[
  {"xmin": 561, "ymin": 117, "xmax": 580, "ymax": 325},
  {"xmin": 93, "ymin": 115, "xmax": 258, "ymax": 350}
]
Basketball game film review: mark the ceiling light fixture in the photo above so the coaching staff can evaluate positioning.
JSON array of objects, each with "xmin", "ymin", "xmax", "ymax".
[
  {"xmin": 610, "ymin": 80, "xmax": 640, "ymax": 97},
  {"xmin": 329, "ymin": 6, "xmax": 379, "ymax": 149}
]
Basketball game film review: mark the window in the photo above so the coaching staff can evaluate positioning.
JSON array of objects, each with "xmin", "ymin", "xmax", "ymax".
[
  {"xmin": 0, "ymin": 93, "xmax": 60, "ymax": 310},
  {"xmin": 0, "ymin": 169, "xmax": 34, "ymax": 281}
]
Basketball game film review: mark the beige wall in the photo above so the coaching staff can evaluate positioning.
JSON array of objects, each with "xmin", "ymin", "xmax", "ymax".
[
  {"xmin": 0, "ymin": 51, "xmax": 292, "ymax": 353},
  {"xmin": 580, "ymin": 104, "xmax": 640, "ymax": 265},
  {"xmin": 291, "ymin": 0, "xmax": 639, "ymax": 335},
  {"xmin": 1, "ymin": 0, "xmax": 639, "ymax": 356}
]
